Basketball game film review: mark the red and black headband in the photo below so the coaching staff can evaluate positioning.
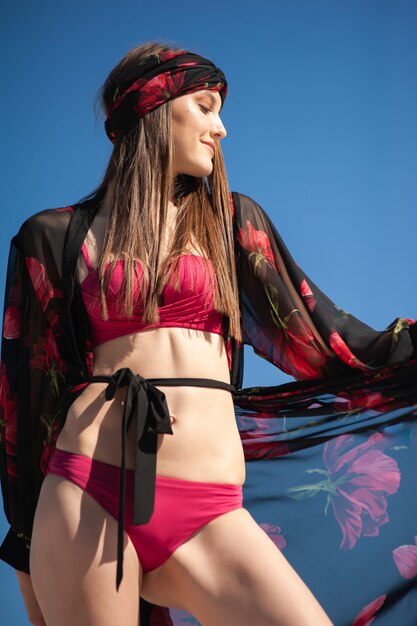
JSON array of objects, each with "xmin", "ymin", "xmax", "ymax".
[{"xmin": 105, "ymin": 50, "xmax": 228, "ymax": 143}]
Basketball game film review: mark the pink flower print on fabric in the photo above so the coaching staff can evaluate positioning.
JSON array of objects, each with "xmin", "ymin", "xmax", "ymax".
[
  {"xmin": 300, "ymin": 279, "xmax": 316, "ymax": 312},
  {"xmin": 392, "ymin": 536, "xmax": 417, "ymax": 579},
  {"xmin": 245, "ymin": 313, "xmax": 327, "ymax": 380},
  {"xmin": 3, "ymin": 280, "xmax": 21, "ymax": 339},
  {"xmin": 351, "ymin": 594, "xmax": 386, "ymax": 626},
  {"xmin": 0, "ymin": 363, "xmax": 18, "ymax": 477},
  {"xmin": 30, "ymin": 329, "xmax": 67, "ymax": 396},
  {"xmin": 259, "ymin": 523, "xmax": 287, "ymax": 550},
  {"xmin": 324, "ymin": 433, "xmax": 400, "ymax": 550},
  {"xmin": 40, "ymin": 414, "xmax": 61, "ymax": 476},
  {"xmin": 334, "ymin": 389, "xmax": 395, "ymax": 414},
  {"xmin": 2, "ymin": 305, "xmax": 20, "ymax": 339},
  {"xmin": 288, "ymin": 432, "xmax": 400, "ymax": 551},
  {"xmin": 237, "ymin": 220, "xmax": 277, "ymax": 271},
  {"xmin": 238, "ymin": 413, "xmax": 290, "ymax": 460},
  {"xmin": 329, "ymin": 330, "xmax": 368, "ymax": 371},
  {"xmin": 25, "ymin": 257, "xmax": 63, "ymax": 311},
  {"xmin": 134, "ymin": 71, "xmax": 186, "ymax": 117}
]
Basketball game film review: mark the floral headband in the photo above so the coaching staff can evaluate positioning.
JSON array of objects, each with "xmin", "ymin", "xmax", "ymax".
[{"xmin": 104, "ymin": 50, "xmax": 228, "ymax": 143}]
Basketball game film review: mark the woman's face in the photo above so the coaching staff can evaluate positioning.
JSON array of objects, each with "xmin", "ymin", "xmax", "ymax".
[{"xmin": 171, "ymin": 90, "xmax": 227, "ymax": 178}]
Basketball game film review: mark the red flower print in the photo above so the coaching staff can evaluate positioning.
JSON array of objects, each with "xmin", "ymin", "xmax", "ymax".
[
  {"xmin": 25, "ymin": 257, "xmax": 63, "ymax": 311},
  {"xmin": 0, "ymin": 363, "xmax": 18, "ymax": 477},
  {"xmin": 176, "ymin": 61, "xmax": 200, "ymax": 67},
  {"xmin": 242, "ymin": 438, "xmax": 290, "ymax": 460},
  {"xmin": 392, "ymin": 536, "xmax": 417, "ymax": 579},
  {"xmin": 288, "ymin": 433, "xmax": 400, "ymax": 550},
  {"xmin": 352, "ymin": 594, "xmax": 386, "ymax": 626},
  {"xmin": 2, "ymin": 305, "xmax": 21, "ymax": 339},
  {"xmin": 158, "ymin": 50, "xmax": 186, "ymax": 62},
  {"xmin": 247, "ymin": 311, "xmax": 327, "ymax": 379},
  {"xmin": 135, "ymin": 71, "xmax": 186, "ymax": 116},
  {"xmin": 324, "ymin": 433, "xmax": 400, "ymax": 549},
  {"xmin": 46, "ymin": 309, "xmax": 60, "ymax": 329},
  {"xmin": 260, "ymin": 523, "xmax": 287, "ymax": 550},
  {"xmin": 329, "ymin": 331, "xmax": 368, "ymax": 371},
  {"xmin": 334, "ymin": 389, "xmax": 395, "ymax": 414},
  {"xmin": 238, "ymin": 413, "xmax": 290, "ymax": 459},
  {"xmin": 300, "ymin": 279, "xmax": 316, "ymax": 312},
  {"xmin": 40, "ymin": 414, "xmax": 61, "ymax": 475},
  {"xmin": 30, "ymin": 329, "xmax": 67, "ymax": 396},
  {"xmin": 85, "ymin": 348, "xmax": 94, "ymax": 377},
  {"xmin": 108, "ymin": 77, "xmax": 148, "ymax": 115},
  {"xmin": 237, "ymin": 220, "xmax": 277, "ymax": 272}
]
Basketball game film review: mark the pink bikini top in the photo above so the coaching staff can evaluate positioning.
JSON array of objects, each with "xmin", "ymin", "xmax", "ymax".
[{"xmin": 79, "ymin": 244, "xmax": 224, "ymax": 346}]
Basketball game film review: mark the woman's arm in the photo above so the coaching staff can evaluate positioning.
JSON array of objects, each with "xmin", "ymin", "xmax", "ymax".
[
  {"xmin": 233, "ymin": 191, "xmax": 416, "ymax": 380},
  {"xmin": 0, "ymin": 219, "xmax": 70, "ymax": 575}
]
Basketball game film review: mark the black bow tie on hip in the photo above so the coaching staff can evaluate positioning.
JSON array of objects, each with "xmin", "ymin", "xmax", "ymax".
[
  {"xmin": 89, "ymin": 367, "xmax": 173, "ymax": 589},
  {"xmin": 87, "ymin": 367, "xmax": 235, "ymax": 589}
]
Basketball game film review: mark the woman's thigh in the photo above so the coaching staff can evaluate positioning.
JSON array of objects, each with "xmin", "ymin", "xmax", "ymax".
[
  {"xmin": 142, "ymin": 508, "xmax": 333, "ymax": 626},
  {"xmin": 30, "ymin": 473, "xmax": 142, "ymax": 626}
]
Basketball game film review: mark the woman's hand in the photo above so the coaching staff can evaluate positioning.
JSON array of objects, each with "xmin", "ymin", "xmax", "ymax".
[{"xmin": 15, "ymin": 570, "xmax": 47, "ymax": 626}]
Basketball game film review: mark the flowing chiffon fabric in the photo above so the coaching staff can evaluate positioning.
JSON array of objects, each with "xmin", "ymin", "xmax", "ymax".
[{"xmin": 0, "ymin": 191, "xmax": 416, "ymax": 625}]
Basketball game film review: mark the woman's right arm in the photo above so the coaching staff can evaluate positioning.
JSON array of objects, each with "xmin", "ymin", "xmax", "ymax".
[
  {"xmin": 15, "ymin": 570, "xmax": 46, "ymax": 626},
  {"xmin": 0, "ymin": 218, "xmax": 71, "ymax": 612}
]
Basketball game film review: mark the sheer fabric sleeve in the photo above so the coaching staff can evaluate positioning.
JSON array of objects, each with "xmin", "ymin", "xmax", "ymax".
[
  {"xmin": 233, "ymin": 192, "xmax": 416, "ymax": 380},
  {"xmin": 0, "ymin": 219, "xmax": 69, "ymax": 572}
]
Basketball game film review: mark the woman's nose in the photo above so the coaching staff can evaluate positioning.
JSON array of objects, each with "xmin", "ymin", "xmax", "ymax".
[{"xmin": 211, "ymin": 117, "xmax": 227, "ymax": 140}]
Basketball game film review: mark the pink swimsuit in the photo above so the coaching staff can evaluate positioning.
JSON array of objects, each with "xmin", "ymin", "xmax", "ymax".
[
  {"xmin": 79, "ymin": 243, "xmax": 224, "ymax": 344},
  {"xmin": 47, "ymin": 244, "xmax": 242, "ymax": 587},
  {"xmin": 49, "ymin": 449, "xmax": 242, "ymax": 573}
]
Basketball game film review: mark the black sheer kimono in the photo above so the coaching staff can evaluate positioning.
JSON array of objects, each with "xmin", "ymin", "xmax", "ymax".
[{"xmin": 0, "ymin": 192, "xmax": 416, "ymax": 625}]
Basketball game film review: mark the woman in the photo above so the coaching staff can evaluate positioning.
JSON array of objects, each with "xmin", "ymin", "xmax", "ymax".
[{"xmin": 0, "ymin": 42, "xmax": 416, "ymax": 626}]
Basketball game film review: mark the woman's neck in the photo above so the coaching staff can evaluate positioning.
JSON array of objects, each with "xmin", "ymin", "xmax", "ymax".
[{"xmin": 99, "ymin": 181, "xmax": 178, "ymax": 218}]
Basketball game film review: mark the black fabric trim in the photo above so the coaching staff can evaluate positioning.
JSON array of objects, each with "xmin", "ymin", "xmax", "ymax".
[
  {"xmin": 62, "ymin": 199, "xmax": 99, "ymax": 376},
  {"xmin": 0, "ymin": 528, "xmax": 30, "ymax": 573},
  {"xmin": 230, "ymin": 191, "xmax": 244, "ymax": 390}
]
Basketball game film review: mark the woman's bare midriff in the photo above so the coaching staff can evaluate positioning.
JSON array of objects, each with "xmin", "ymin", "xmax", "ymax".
[{"xmin": 55, "ymin": 327, "xmax": 246, "ymax": 485}]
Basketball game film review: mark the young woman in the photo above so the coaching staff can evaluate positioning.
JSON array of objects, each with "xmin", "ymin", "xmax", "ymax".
[{"xmin": 1, "ymin": 42, "xmax": 416, "ymax": 626}]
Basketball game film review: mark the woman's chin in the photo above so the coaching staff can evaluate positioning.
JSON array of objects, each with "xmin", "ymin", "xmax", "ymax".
[{"xmin": 175, "ymin": 160, "xmax": 214, "ymax": 179}]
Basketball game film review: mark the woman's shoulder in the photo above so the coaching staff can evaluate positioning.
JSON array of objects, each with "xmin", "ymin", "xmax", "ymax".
[
  {"xmin": 14, "ymin": 204, "xmax": 76, "ymax": 250},
  {"xmin": 230, "ymin": 191, "xmax": 269, "ymax": 221}
]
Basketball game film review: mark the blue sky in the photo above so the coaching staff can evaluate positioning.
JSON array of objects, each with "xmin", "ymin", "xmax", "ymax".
[{"xmin": 1, "ymin": 1, "xmax": 416, "ymax": 622}]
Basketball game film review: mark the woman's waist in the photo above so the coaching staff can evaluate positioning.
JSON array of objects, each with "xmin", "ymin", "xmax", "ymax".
[
  {"xmin": 60, "ymin": 390, "xmax": 238, "ymax": 451},
  {"xmin": 65, "ymin": 375, "xmax": 235, "ymax": 420},
  {"xmin": 57, "ymin": 382, "xmax": 242, "ymax": 477},
  {"xmin": 55, "ymin": 415, "xmax": 245, "ymax": 484}
]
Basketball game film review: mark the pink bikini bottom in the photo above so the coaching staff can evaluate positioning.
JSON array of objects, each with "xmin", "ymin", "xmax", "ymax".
[{"xmin": 47, "ymin": 448, "xmax": 243, "ymax": 572}]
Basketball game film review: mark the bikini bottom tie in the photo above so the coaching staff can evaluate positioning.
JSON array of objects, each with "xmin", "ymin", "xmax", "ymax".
[{"xmin": 85, "ymin": 367, "xmax": 235, "ymax": 589}]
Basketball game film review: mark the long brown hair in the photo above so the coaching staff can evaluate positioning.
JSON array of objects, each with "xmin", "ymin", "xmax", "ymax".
[{"xmin": 90, "ymin": 41, "xmax": 242, "ymax": 341}]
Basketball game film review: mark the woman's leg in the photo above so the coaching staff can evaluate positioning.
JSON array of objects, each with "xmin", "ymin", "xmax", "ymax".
[
  {"xmin": 30, "ymin": 473, "xmax": 142, "ymax": 626},
  {"xmin": 142, "ymin": 507, "xmax": 333, "ymax": 626}
]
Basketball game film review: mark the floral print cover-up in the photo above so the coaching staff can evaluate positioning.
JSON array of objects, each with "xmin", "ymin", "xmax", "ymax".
[{"xmin": 0, "ymin": 192, "xmax": 416, "ymax": 625}]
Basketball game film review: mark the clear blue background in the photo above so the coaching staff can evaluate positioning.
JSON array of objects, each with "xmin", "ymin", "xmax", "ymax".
[{"xmin": 1, "ymin": 0, "xmax": 416, "ymax": 622}]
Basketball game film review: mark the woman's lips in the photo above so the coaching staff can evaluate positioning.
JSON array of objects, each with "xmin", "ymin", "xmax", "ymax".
[{"xmin": 201, "ymin": 141, "xmax": 215, "ymax": 154}]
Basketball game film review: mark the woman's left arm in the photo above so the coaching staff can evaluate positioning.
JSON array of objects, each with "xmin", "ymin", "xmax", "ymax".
[{"xmin": 232, "ymin": 191, "xmax": 416, "ymax": 380}]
